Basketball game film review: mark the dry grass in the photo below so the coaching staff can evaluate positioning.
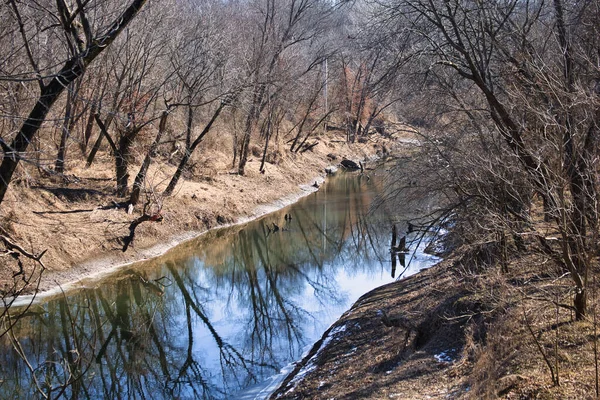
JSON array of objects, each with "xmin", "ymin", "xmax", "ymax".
[
  {"xmin": 271, "ymin": 217, "xmax": 600, "ymax": 399},
  {"xmin": 465, "ymin": 246, "xmax": 600, "ymax": 400}
]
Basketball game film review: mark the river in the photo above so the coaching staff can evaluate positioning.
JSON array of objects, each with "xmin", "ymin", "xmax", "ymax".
[{"xmin": 0, "ymin": 168, "xmax": 438, "ymax": 399}]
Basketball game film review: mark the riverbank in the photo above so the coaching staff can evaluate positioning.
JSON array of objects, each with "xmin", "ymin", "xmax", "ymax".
[
  {"xmin": 270, "ymin": 235, "xmax": 600, "ymax": 399},
  {"xmin": 2, "ymin": 151, "xmax": 437, "ymax": 400},
  {"xmin": 270, "ymin": 256, "xmax": 471, "ymax": 399},
  {"xmin": 0, "ymin": 133, "xmax": 402, "ymax": 296},
  {"xmin": 6, "ymin": 128, "xmax": 597, "ymax": 400}
]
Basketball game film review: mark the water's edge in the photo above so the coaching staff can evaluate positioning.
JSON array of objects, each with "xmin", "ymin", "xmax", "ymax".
[{"xmin": 8, "ymin": 176, "xmax": 327, "ymax": 308}]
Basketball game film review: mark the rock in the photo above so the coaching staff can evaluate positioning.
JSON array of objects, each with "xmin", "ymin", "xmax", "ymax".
[
  {"xmin": 327, "ymin": 153, "xmax": 337, "ymax": 161},
  {"xmin": 325, "ymin": 165, "xmax": 338, "ymax": 175},
  {"xmin": 340, "ymin": 159, "xmax": 360, "ymax": 170}
]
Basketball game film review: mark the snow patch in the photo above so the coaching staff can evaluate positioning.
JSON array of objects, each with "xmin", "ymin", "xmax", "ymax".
[
  {"xmin": 283, "ymin": 324, "xmax": 348, "ymax": 394},
  {"xmin": 434, "ymin": 348, "xmax": 457, "ymax": 363}
]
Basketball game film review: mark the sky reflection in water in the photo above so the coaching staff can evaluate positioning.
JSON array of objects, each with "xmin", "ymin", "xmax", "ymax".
[{"xmin": 0, "ymin": 170, "xmax": 438, "ymax": 399}]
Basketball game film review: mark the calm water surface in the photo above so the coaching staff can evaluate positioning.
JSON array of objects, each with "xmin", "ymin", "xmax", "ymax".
[{"xmin": 0, "ymin": 170, "xmax": 437, "ymax": 399}]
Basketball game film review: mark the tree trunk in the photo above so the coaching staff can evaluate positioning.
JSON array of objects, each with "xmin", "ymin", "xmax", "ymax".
[
  {"xmin": 0, "ymin": 0, "xmax": 148, "ymax": 206},
  {"xmin": 289, "ymin": 122, "xmax": 304, "ymax": 153},
  {"xmin": 259, "ymin": 116, "xmax": 272, "ymax": 173},
  {"xmin": 362, "ymin": 107, "xmax": 378, "ymax": 139},
  {"xmin": 232, "ymin": 131, "xmax": 238, "ymax": 169},
  {"xmin": 295, "ymin": 113, "xmax": 331, "ymax": 154},
  {"xmin": 238, "ymin": 82, "xmax": 266, "ymax": 176},
  {"xmin": 0, "ymin": 61, "xmax": 82, "ymax": 203},
  {"xmin": 81, "ymin": 101, "xmax": 97, "ymax": 155},
  {"xmin": 116, "ymin": 130, "xmax": 138, "ymax": 197},
  {"xmin": 164, "ymin": 102, "xmax": 225, "ymax": 196},
  {"xmin": 115, "ymin": 147, "xmax": 130, "ymax": 198},
  {"xmin": 130, "ymin": 111, "xmax": 169, "ymax": 206},
  {"xmin": 541, "ymin": 192, "xmax": 553, "ymax": 222},
  {"xmin": 553, "ymin": 0, "xmax": 589, "ymax": 320},
  {"xmin": 575, "ymin": 288, "xmax": 586, "ymax": 321},
  {"xmin": 238, "ymin": 110, "xmax": 255, "ymax": 176},
  {"xmin": 164, "ymin": 152, "xmax": 191, "ymax": 197},
  {"xmin": 86, "ymin": 127, "xmax": 104, "ymax": 167},
  {"xmin": 185, "ymin": 104, "xmax": 193, "ymax": 152},
  {"xmin": 55, "ymin": 86, "xmax": 75, "ymax": 173}
]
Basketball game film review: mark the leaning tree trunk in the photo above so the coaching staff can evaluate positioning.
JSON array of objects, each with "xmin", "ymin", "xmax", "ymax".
[
  {"xmin": 0, "ymin": 0, "xmax": 148, "ymax": 206},
  {"xmin": 86, "ymin": 111, "xmax": 120, "ymax": 167},
  {"xmin": 164, "ymin": 102, "xmax": 225, "ymax": 196},
  {"xmin": 0, "ymin": 59, "xmax": 84, "ymax": 203},
  {"xmin": 130, "ymin": 111, "xmax": 169, "ymax": 206},
  {"xmin": 86, "ymin": 129, "xmax": 104, "ymax": 167}
]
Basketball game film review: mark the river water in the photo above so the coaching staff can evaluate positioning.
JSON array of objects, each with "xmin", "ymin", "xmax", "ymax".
[{"xmin": 0, "ymin": 169, "xmax": 437, "ymax": 399}]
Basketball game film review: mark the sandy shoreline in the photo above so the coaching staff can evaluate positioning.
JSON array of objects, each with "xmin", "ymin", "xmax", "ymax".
[{"xmin": 8, "ymin": 176, "xmax": 327, "ymax": 308}]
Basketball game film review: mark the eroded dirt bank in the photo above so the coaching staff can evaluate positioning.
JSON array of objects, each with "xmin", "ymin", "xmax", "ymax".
[
  {"xmin": 270, "ymin": 258, "xmax": 472, "ymax": 400},
  {"xmin": 270, "ymin": 239, "xmax": 600, "ymax": 399},
  {"xmin": 0, "ymin": 134, "xmax": 399, "ymax": 295}
]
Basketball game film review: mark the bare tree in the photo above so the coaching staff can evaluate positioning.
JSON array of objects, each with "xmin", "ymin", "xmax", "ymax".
[
  {"xmin": 161, "ymin": 1, "xmax": 234, "ymax": 196},
  {"xmin": 163, "ymin": 100, "xmax": 228, "ymax": 196},
  {"xmin": 91, "ymin": 9, "xmax": 173, "ymax": 197},
  {"xmin": 374, "ymin": 0, "xmax": 600, "ymax": 319},
  {"xmin": 0, "ymin": 0, "xmax": 149, "ymax": 205},
  {"xmin": 234, "ymin": 0, "xmax": 346, "ymax": 175}
]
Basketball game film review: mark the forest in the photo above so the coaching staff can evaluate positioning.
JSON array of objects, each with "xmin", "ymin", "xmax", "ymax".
[{"xmin": 1, "ymin": 0, "xmax": 600, "ymax": 398}]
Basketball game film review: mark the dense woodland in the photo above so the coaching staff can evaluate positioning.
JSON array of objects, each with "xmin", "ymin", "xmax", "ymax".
[{"xmin": 2, "ymin": 0, "xmax": 600, "ymax": 397}]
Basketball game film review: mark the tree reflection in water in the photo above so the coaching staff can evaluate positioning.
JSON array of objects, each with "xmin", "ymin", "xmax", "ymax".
[{"xmin": 0, "ymin": 171, "xmax": 437, "ymax": 399}]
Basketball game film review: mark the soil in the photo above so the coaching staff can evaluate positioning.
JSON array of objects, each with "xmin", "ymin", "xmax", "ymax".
[
  {"xmin": 269, "ymin": 233, "xmax": 600, "ymax": 399},
  {"xmin": 0, "ymin": 132, "xmax": 402, "ymax": 297},
  {"xmin": 270, "ymin": 257, "xmax": 472, "ymax": 400}
]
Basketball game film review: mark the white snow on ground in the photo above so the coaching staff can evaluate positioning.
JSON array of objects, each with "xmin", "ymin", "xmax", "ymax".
[
  {"xmin": 283, "ymin": 324, "xmax": 348, "ymax": 395},
  {"xmin": 434, "ymin": 348, "xmax": 457, "ymax": 363}
]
